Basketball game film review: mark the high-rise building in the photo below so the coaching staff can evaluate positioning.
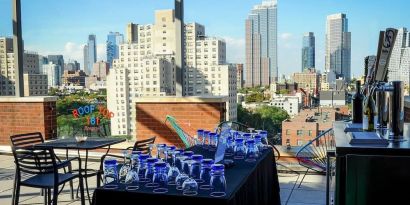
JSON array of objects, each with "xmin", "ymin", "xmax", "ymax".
[
  {"xmin": 387, "ymin": 28, "xmax": 410, "ymax": 86},
  {"xmin": 325, "ymin": 13, "xmax": 351, "ymax": 83},
  {"xmin": 92, "ymin": 61, "xmax": 109, "ymax": 81},
  {"xmin": 42, "ymin": 62, "xmax": 61, "ymax": 88},
  {"xmin": 236, "ymin": 64, "xmax": 244, "ymax": 89},
  {"xmin": 65, "ymin": 60, "xmax": 80, "ymax": 71},
  {"xmin": 126, "ymin": 23, "xmax": 139, "ymax": 43},
  {"xmin": 0, "ymin": 37, "xmax": 47, "ymax": 96},
  {"xmin": 245, "ymin": 0, "xmax": 278, "ymax": 87},
  {"xmin": 48, "ymin": 55, "xmax": 64, "ymax": 86},
  {"xmin": 84, "ymin": 34, "xmax": 97, "ymax": 75},
  {"xmin": 302, "ymin": 32, "xmax": 315, "ymax": 71},
  {"xmin": 106, "ymin": 32, "xmax": 124, "ymax": 67},
  {"xmin": 107, "ymin": 10, "xmax": 237, "ymax": 136},
  {"xmin": 293, "ymin": 68, "xmax": 320, "ymax": 96}
]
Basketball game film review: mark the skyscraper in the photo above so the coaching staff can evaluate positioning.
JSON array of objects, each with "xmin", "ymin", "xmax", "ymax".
[
  {"xmin": 302, "ymin": 32, "xmax": 315, "ymax": 71},
  {"xmin": 48, "ymin": 55, "xmax": 64, "ymax": 85},
  {"xmin": 245, "ymin": 0, "xmax": 278, "ymax": 87},
  {"xmin": 325, "ymin": 13, "xmax": 351, "ymax": 83},
  {"xmin": 84, "ymin": 34, "xmax": 96, "ymax": 75},
  {"xmin": 106, "ymin": 32, "xmax": 124, "ymax": 67},
  {"xmin": 126, "ymin": 23, "xmax": 139, "ymax": 43},
  {"xmin": 387, "ymin": 28, "xmax": 410, "ymax": 86}
]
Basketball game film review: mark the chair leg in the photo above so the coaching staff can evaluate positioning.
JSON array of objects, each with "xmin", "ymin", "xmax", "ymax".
[
  {"xmin": 79, "ymin": 177, "xmax": 85, "ymax": 205},
  {"xmin": 43, "ymin": 189, "xmax": 47, "ymax": 205},
  {"xmin": 13, "ymin": 183, "xmax": 20, "ymax": 205},
  {"xmin": 298, "ymin": 168, "xmax": 310, "ymax": 188},
  {"xmin": 52, "ymin": 186, "xmax": 58, "ymax": 205},
  {"xmin": 47, "ymin": 188, "xmax": 51, "ymax": 205},
  {"xmin": 11, "ymin": 170, "xmax": 17, "ymax": 205},
  {"xmin": 68, "ymin": 165, "xmax": 74, "ymax": 200}
]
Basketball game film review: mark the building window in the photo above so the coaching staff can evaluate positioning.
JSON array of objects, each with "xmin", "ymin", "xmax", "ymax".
[
  {"xmin": 297, "ymin": 130, "xmax": 303, "ymax": 136},
  {"xmin": 308, "ymin": 130, "xmax": 312, "ymax": 136}
]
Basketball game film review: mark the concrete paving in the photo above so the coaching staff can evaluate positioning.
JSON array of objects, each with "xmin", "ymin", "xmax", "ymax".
[{"xmin": 0, "ymin": 154, "xmax": 332, "ymax": 205}]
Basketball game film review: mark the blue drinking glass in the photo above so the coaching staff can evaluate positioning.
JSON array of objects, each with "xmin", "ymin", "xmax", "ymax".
[
  {"xmin": 191, "ymin": 154, "xmax": 203, "ymax": 183},
  {"xmin": 138, "ymin": 154, "xmax": 150, "ymax": 182},
  {"xmin": 153, "ymin": 162, "xmax": 168, "ymax": 193},
  {"xmin": 245, "ymin": 139, "xmax": 259, "ymax": 162},
  {"xmin": 234, "ymin": 138, "xmax": 247, "ymax": 160},
  {"xmin": 210, "ymin": 164, "xmax": 226, "ymax": 197},
  {"xmin": 203, "ymin": 130, "xmax": 211, "ymax": 148},
  {"xmin": 200, "ymin": 159, "xmax": 214, "ymax": 190},
  {"xmin": 197, "ymin": 129, "xmax": 204, "ymax": 146},
  {"xmin": 103, "ymin": 158, "xmax": 118, "ymax": 189},
  {"xmin": 145, "ymin": 157, "xmax": 159, "ymax": 187}
]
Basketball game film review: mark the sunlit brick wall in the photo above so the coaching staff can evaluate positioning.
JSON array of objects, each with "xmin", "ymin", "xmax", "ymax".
[
  {"xmin": 0, "ymin": 97, "xmax": 57, "ymax": 145},
  {"xmin": 135, "ymin": 97, "xmax": 226, "ymax": 148}
]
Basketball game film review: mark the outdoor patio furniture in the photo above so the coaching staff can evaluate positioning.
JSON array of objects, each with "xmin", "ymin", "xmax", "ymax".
[
  {"xmin": 11, "ymin": 146, "xmax": 85, "ymax": 205},
  {"xmin": 295, "ymin": 128, "xmax": 335, "ymax": 188},
  {"xmin": 215, "ymin": 121, "xmax": 249, "ymax": 134},
  {"xmin": 126, "ymin": 136, "xmax": 156, "ymax": 153}
]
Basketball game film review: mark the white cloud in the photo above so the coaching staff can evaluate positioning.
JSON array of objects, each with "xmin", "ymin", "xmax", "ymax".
[
  {"xmin": 223, "ymin": 36, "xmax": 245, "ymax": 64},
  {"xmin": 62, "ymin": 42, "xmax": 85, "ymax": 63},
  {"xmin": 97, "ymin": 43, "xmax": 106, "ymax": 62},
  {"xmin": 280, "ymin": 33, "xmax": 293, "ymax": 40}
]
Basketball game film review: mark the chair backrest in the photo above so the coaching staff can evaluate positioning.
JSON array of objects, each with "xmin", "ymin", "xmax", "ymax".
[
  {"xmin": 295, "ymin": 128, "xmax": 335, "ymax": 172},
  {"xmin": 132, "ymin": 136, "xmax": 156, "ymax": 153},
  {"xmin": 12, "ymin": 147, "xmax": 57, "ymax": 176},
  {"xmin": 165, "ymin": 115, "xmax": 194, "ymax": 148},
  {"xmin": 10, "ymin": 132, "xmax": 44, "ymax": 149}
]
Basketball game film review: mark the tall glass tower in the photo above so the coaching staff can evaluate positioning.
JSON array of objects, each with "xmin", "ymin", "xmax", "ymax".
[
  {"xmin": 245, "ymin": 0, "xmax": 278, "ymax": 87},
  {"xmin": 106, "ymin": 32, "xmax": 124, "ymax": 67},
  {"xmin": 84, "ymin": 34, "xmax": 96, "ymax": 75},
  {"xmin": 302, "ymin": 32, "xmax": 315, "ymax": 71},
  {"xmin": 325, "ymin": 13, "xmax": 351, "ymax": 83}
]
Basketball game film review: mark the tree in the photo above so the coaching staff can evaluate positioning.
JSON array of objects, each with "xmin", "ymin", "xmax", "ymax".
[
  {"xmin": 245, "ymin": 92, "xmax": 265, "ymax": 103},
  {"xmin": 237, "ymin": 105, "xmax": 289, "ymax": 144}
]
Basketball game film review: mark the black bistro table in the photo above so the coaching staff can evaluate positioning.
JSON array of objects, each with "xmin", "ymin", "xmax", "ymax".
[
  {"xmin": 92, "ymin": 146, "xmax": 281, "ymax": 205},
  {"xmin": 35, "ymin": 137, "xmax": 126, "ymax": 204}
]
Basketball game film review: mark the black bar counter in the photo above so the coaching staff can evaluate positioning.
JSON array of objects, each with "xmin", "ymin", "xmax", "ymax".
[{"xmin": 334, "ymin": 121, "xmax": 410, "ymax": 205}]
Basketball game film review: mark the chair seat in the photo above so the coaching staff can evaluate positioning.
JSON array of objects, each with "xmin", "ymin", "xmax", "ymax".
[{"xmin": 21, "ymin": 173, "xmax": 78, "ymax": 188}]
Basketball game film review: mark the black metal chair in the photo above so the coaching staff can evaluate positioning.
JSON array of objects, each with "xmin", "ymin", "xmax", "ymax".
[
  {"xmin": 11, "ymin": 146, "xmax": 85, "ymax": 205},
  {"xmin": 295, "ymin": 128, "xmax": 335, "ymax": 188},
  {"xmin": 10, "ymin": 132, "xmax": 75, "ymax": 204}
]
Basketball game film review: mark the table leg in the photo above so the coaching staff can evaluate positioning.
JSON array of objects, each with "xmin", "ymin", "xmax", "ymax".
[
  {"xmin": 84, "ymin": 149, "xmax": 92, "ymax": 205},
  {"xmin": 66, "ymin": 149, "xmax": 74, "ymax": 200}
]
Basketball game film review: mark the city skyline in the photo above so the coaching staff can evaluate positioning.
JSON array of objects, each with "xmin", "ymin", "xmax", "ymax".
[{"xmin": 1, "ymin": 0, "xmax": 410, "ymax": 78}]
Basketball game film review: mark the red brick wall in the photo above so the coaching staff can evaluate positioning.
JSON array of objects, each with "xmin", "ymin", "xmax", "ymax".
[
  {"xmin": 0, "ymin": 101, "xmax": 57, "ymax": 145},
  {"xmin": 282, "ymin": 121, "xmax": 319, "ymax": 146},
  {"xmin": 136, "ymin": 102, "xmax": 226, "ymax": 147}
]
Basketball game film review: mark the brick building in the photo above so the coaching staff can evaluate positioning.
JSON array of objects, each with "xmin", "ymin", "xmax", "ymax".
[{"xmin": 281, "ymin": 106, "xmax": 348, "ymax": 146}]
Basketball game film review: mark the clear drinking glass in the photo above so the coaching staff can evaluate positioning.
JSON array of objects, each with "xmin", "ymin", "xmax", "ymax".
[
  {"xmin": 225, "ymin": 136, "xmax": 235, "ymax": 157},
  {"xmin": 259, "ymin": 130, "xmax": 269, "ymax": 145},
  {"xmin": 145, "ymin": 158, "xmax": 159, "ymax": 188},
  {"xmin": 245, "ymin": 139, "xmax": 259, "ymax": 162},
  {"xmin": 197, "ymin": 129, "xmax": 204, "ymax": 146},
  {"xmin": 118, "ymin": 150, "xmax": 130, "ymax": 183},
  {"xmin": 153, "ymin": 162, "xmax": 168, "ymax": 193},
  {"xmin": 103, "ymin": 158, "xmax": 118, "ymax": 189},
  {"xmin": 210, "ymin": 164, "xmax": 226, "ymax": 197},
  {"xmin": 254, "ymin": 135, "xmax": 265, "ymax": 152},
  {"xmin": 182, "ymin": 151, "xmax": 194, "ymax": 174},
  {"xmin": 209, "ymin": 133, "xmax": 217, "ymax": 151},
  {"xmin": 200, "ymin": 159, "xmax": 214, "ymax": 190},
  {"xmin": 175, "ymin": 157, "xmax": 189, "ymax": 190},
  {"xmin": 167, "ymin": 148, "xmax": 180, "ymax": 185},
  {"xmin": 125, "ymin": 152, "xmax": 140, "ymax": 190},
  {"xmin": 156, "ymin": 144, "xmax": 167, "ymax": 160},
  {"xmin": 234, "ymin": 138, "xmax": 247, "ymax": 160},
  {"xmin": 203, "ymin": 131, "xmax": 210, "ymax": 148},
  {"xmin": 138, "ymin": 154, "xmax": 150, "ymax": 182},
  {"xmin": 182, "ymin": 159, "xmax": 199, "ymax": 196},
  {"xmin": 148, "ymin": 143, "xmax": 155, "ymax": 157}
]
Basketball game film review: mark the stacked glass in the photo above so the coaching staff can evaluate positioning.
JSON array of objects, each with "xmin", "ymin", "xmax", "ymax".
[
  {"xmin": 153, "ymin": 162, "xmax": 169, "ymax": 193},
  {"xmin": 245, "ymin": 139, "xmax": 259, "ymax": 162},
  {"xmin": 138, "ymin": 154, "xmax": 150, "ymax": 182},
  {"xmin": 200, "ymin": 159, "xmax": 214, "ymax": 190},
  {"xmin": 125, "ymin": 151, "xmax": 140, "ymax": 190},
  {"xmin": 203, "ymin": 131, "xmax": 211, "ymax": 149},
  {"xmin": 145, "ymin": 157, "xmax": 159, "ymax": 187},
  {"xmin": 210, "ymin": 164, "xmax": 226, "ymax": 197},
  {"xmin": 234, "ymin": 138, "xmax": 247, "ymax": 160}
]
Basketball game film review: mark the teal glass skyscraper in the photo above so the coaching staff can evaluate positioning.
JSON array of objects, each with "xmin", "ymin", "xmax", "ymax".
[
  {"xmin": 106, "ymin": 32, "xmax": 124, "ymax": 67},
  {"xmin": 302, "ymin": 32, "xmax": 315, "ymax": 71},
  {"xmin": 84, "ymin": 34, "xmax": 96, "ymax": 75},
  {"xmin": 245, "ymin": 0, "xmax": 278, "ymax": 87}
]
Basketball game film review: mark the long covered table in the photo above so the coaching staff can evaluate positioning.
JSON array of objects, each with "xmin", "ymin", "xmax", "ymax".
[{"xmin": 92, "ymin": 146, "xmax": 280, "ymax": 205}]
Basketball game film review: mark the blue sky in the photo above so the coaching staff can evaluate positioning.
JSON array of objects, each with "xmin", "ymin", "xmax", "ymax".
[{"xmin": 0, "ymin": 0, "xmax": 409, "ymax": 77}]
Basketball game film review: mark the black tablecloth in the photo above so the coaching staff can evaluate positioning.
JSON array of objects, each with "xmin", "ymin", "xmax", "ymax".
[{"xmin": 92, "ymin": 146, "xmax": 280, "ymax": 205}]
